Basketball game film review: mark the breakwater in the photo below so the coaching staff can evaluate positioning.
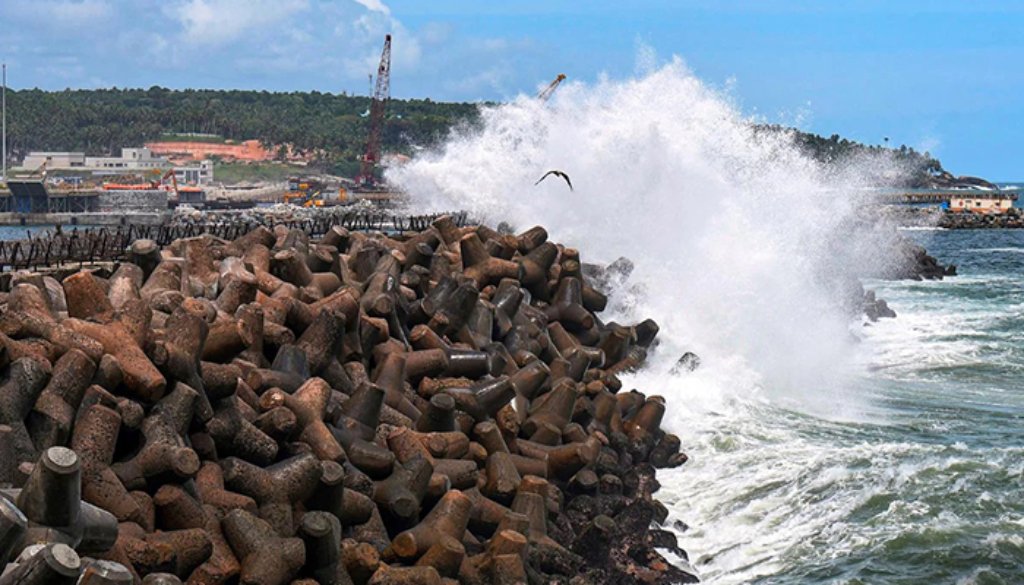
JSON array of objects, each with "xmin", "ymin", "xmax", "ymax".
[
  {"xmin": 0, "ymin": 210, "xmax": 468, "ymax": 273},
  {"xmin": 0, "ymin": 214, "xmax": 695, "ymax": 584},
  {"xmin": 881, "ymin": 206, "xmax": 1024, "ymax": 229},
  {"xmin": 940, "ymin": 207, "xmax": 1024, "ymax": 229}
]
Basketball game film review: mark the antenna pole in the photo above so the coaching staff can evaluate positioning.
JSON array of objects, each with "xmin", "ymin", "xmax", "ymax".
[{"xmin": 2, "ymin": 62, "xmax": 6, "ymax": 186}]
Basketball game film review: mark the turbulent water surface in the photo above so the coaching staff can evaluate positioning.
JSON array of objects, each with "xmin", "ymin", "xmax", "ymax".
[
  {"xmin": 389, "ymin": 56, "xmax": 1024, "ymax": 584},
  {"xmin": 654, "ymin": 228, "xmax": 1024, "ymax": 585}
]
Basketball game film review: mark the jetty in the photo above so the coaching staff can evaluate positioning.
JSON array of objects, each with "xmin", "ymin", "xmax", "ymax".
[{"xmin": 0, "ymin": 213, "xmax": 697, "ymax": 584}]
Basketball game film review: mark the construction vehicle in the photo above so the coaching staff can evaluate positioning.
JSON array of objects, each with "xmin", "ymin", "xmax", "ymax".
[
  {"xmin": 538, "ymin": 74, "xmax": 566, "ymax": 102},
  {"xmin": 104, "ymin": 168, "xmax": 205, "ymax": 206},
  {"xmin": 355, "ymin": 34, "xmax": 391, "ymax": 188},
  {"xmin": 285, "ymin": 176, "xmax": 326, "ymax": 207},
  {"xmin": 103, "ymin": 169, "xmax": 175, "ymax": 192},
  {"xmin": 153, "ymin": 169, "xmax": 205, "ymax": 205}
]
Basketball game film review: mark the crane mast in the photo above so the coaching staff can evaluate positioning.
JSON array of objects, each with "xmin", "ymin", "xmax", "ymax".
[
  {"xmin": 538, "ymin": 74, "xmax": 566, "ymax": 102},
  {"xmin": 357, "ymin": 34, "xmax": 391, "ymax": 187}
]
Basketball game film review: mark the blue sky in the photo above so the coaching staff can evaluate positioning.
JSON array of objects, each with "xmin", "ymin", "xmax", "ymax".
[{"xmin": 1, "ymin": 0, "xmax": 1022, "ymax": 178}]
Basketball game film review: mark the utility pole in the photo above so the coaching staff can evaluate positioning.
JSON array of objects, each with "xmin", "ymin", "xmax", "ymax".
[{"xmin": 2, "ymin": 61, "xmax": 7, "ymax": 186}]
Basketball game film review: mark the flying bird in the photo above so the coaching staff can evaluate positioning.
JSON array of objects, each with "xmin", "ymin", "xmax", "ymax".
[{"xmin": 535, "ymin": 170, "xmax": 573, "ymax": 191}]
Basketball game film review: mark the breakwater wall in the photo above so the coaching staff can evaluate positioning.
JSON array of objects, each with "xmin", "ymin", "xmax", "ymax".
[
  {"xmin": 881, "ymin": 206, "xmax": 1024, "ymax": 229},
  {"xmin": 939, "ymin": 208, "xmax": 1024, "ymax": 229},
  {"xmin": 0, "ymin": 215, "xmax": 697, "ymax": 584},
  {"xmin": 0, "ymin": 210, "xmax": 469, "ymax": 273}
]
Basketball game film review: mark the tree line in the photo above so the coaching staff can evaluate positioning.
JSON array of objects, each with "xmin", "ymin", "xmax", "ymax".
[
  {"xmin": 2, "ymin": 86, "xmax": 482, "ymax": 176},
  {"xmin": 2, "ymin": 86, "xmax": 944, "ymax": 184},
  {"xmin": 758, "ymin": 124, "xmax": 945, "ymax": 187}
]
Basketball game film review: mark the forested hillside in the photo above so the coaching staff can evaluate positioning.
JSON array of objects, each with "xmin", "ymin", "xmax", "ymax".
[
  {"xmin": 4, "ymin": 86, "xmax": 952, "ymax": 185},
  {"xmin": 3, "ymin": 86, "xmax": 482, "ymax": 174}
]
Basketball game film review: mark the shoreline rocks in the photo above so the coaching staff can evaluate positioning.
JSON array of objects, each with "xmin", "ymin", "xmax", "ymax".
[
  {"xmin": 940, "ymin": 207, "xmax": 1024, "ymax": 229},
  {"xmin": 0, "ymin": 216, "xmax": 698, "ymax": 584},
  {"xmin": 881, "ymin": 205, "xmax": 1024, "ymax": 230}
]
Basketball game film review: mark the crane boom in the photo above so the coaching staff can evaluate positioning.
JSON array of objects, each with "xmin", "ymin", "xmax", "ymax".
[
  {"xmin": 538, "ymin": 74, "xmax": 566, "ymax": 102},
  {"xmin": 357, "ymin": 34, "xmax": 392, "ymax": 187}
]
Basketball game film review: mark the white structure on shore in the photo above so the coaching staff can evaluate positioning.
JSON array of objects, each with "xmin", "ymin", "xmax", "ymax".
[
  {"xmin": 22, "ymin": 147, "xmax": 166, "ymax": 171},
  {"xmin": 949, "ymin": 193, "xmax": 1015, "ymax": 214},
  {"xmin": 19, "ymin": 147, "xmax": 214, "ymax": 185},
  {"xmin": 173, "ymin": 160, "xmax": 214, "ymax": 186}
]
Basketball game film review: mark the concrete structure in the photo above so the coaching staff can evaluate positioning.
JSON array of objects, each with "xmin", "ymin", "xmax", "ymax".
[
  {"xmin": 1, "ymin": 179, "xmax": 99, "ymax": 214},
  {"xmin": 20, "ymin": 148, "xmax": 215, "ymax": 186},
  {"xmin": 174, "ymin": 160, "xmax": 214, "ymax": 185},
  {"xmin": 88, "ymin": 147, "xmax": 166, "ymax": 170},
  {"xmin": 21, "ymin": 152, "xmax": 88, "ymax": 169},
  {"xmin": 949, "ymin": 193, "xmax": 1015, "ymax": 214},
  {"xmin": 877, "ymin": 189, "xmax": 1019, "ymax": 210},
  {"xmin": 0, "ymin": 180, "xmax": 170, "ymax": 226},
  {"xmin": 98, "ymin": 189, "xmax": 168, "ymax": 213},
  {"xmin": 22, "ymin": 148, "xmax": 165, "ymax": 171}
]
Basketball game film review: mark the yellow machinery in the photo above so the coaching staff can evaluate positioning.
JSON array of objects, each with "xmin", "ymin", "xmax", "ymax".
[{"xmin": 286, "ymin": 176, "xmax": 333, "ymax": 206}]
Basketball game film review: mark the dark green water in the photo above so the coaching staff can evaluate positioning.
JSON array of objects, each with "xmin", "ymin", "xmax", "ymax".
[{"xmin": 653, "ymin": 228, "xmax": 1024, "ymax": 584}]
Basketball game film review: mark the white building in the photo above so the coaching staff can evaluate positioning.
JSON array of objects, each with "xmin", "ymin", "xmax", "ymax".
[
  {"xmin": 22, "ymin": 147, "xmax": 166, "ymax": 171},
  {"xmin": 173, "ymin": 160, "xmax": 214, "ymax": 186},
  {"xmin": 949, "ymin": 193, "xmax": 1015, "ymax": 214},
  {"xmin": 88, "ymin": 147, "xmax": 167, "ymax": 170},
  {"xmin": 20, "ymin": 152, "xmax": 87, "ymax": 169}
]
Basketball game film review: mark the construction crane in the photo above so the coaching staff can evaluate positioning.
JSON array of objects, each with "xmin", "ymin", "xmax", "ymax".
[
  {"xmin": 538, "ymin": 74, "xmax": 566, "ymax": 102},
  {"xmin": 28, "ymin": 160, "xmax": 47, "ymax": 179},
  {"xmin": 103, "ymin": 168, "xmax": 178, "ymax": 194},
  {"xmin": 356, "ymin": 34, "xmax": 392, "ymax": 188},
  {"xmin": 153, "ymin": 169, "xmax": 180, "ymax": 196}
]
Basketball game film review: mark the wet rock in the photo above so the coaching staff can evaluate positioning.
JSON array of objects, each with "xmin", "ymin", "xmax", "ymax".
[{"xmin": 670, "ymin": 352, "xmax": 701, "ymax": 374}]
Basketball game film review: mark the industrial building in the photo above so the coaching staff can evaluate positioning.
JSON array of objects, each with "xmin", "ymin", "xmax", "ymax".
[
  {"xmin": 18, "ymin": 152, "xmax": 88, "ymax": 169},
  {"xmin": 173, "ymin": 160, "xmax": 214, "ymax": 185},
  {"xmin": 19, "ymin": 147, "xmax": 214, "ymax": 185},
  {"xmin": 948, "ymin": 193, "xmax": 1016, "ymax": 214}
]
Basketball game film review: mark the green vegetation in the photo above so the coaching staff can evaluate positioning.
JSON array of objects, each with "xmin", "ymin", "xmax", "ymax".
[
  {"xmin": 3, "ymin": 86, "xmax": 948, "ymax": 185},
  {"xmin": 213, "ymin": 162, "xmax": 301, "ymax": 184},
  {"xmin": 2, "ymin": 86, "xmax": 482, "ymax": 175},
  {"xmin": 758, "ymin": 125, "xmax": 946, "ymax": 187}
]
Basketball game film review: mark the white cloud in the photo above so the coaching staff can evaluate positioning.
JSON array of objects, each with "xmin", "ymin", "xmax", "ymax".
[
  {"xmin": 157, "ymin": 0, "xmax": 420, "ymax": 82},
  {"xmin": 916, "ymin": 135, "xmax": 941, "ymax": 157},
  {"xmin": 351, "ymin": 0, "xmax": 390, "ymax": 16},
  {"xmin": 419, "ymin": 21, "xmax": 454, "ymax": 45},
  {"xmin": 335, "ymin": 10, "xmax": 421, "ymax": 79},
  {"xmin": 445, "ymin": 66, "xmax": 510, "ymax": 98},
  {"xmin": 49, "ymin": 0, "xmax": 111, "ymax": 20},
  {"xmin": 5, "ymin": 0, "xmax": 112, "ymax": 27},
  {"xmin": 0, "ymin": 0, "xmax": 533, "ymax": 100},
  {"xmin": 165, "ymin": 0, "xmax": 310, "ymax": 47}
]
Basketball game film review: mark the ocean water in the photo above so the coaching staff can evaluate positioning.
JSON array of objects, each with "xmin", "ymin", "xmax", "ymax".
[
  {"xmin": 0, "ymin": 225, "xmax": 66, "ymax": 241},
  {"xmin": 653, "ymin": 228, "xmax": 1024, "ymax": 584},
  {"xmin": 388, "ymin": 54, "xmax": 1024, "ymax": 583}
]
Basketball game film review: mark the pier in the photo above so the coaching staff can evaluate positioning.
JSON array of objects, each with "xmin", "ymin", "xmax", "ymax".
[{"xmin": 875, "ymin": 188, "xmax": 1020, "ymax": 205}]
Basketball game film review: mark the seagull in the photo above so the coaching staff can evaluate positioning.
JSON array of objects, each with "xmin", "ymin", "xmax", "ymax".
[{"xmin": 535, "ymin": 170, "xmax": 573, "ymax": 191}]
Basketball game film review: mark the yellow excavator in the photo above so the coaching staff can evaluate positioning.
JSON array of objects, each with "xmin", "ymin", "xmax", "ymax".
[{"xmin": 285, "ymin": 176, "xmax": 330, "ymax": 207}]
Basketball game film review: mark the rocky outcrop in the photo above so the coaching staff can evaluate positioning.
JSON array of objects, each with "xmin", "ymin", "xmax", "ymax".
[{"xmin": 915, "ymin": 170, "xmax": 998, "ymax": 191}]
